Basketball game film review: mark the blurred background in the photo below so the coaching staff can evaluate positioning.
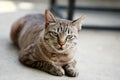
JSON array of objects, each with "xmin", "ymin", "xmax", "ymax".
[
  {"xmin": 0, "ymin": 0, "xmax": 120, "ymax": 80},
  {"xmin": 0, "ymin": 0, "xmax": 120, "ymax": 29}
]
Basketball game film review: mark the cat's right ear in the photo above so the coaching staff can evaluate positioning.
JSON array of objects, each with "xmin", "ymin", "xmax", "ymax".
[
  {"xmin": 45, "ymin": 9, "xmax": 56, "ymax": 25},
  {"xmin": 72, "ymin": 15, "xmax": 85, "ymax": 32}
]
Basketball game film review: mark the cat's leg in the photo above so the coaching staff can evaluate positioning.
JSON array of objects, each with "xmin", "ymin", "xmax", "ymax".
[
  {"xmin": 63, "ymin": 60, "xmax": 79, "ymax": 77},
  {"xmin": 19, "ymin": 46, "xmax": 64, "ymax": 76},
  {"xmin": 30, "ymin": 60, "xmax": 64, "ymax": 76}
]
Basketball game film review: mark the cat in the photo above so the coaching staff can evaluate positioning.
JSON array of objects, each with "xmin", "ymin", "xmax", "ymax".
[{"xmin": 10, "ymin": 10, "xmax": 84, "ymax": 77}]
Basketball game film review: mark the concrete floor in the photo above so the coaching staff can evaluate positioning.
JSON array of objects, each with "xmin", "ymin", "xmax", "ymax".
[{"xmin": 0, "ymin": 0, "xmax": 120, "ymax": 80}]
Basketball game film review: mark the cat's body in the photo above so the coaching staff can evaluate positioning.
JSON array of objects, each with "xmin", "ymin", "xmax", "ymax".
[{"xmin": 10, "ymin": 10, "xmax": 84, "ymax": 77}]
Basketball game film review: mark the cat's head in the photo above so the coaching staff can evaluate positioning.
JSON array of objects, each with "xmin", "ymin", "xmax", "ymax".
[{"xmin": 43, "ymin": 10, "xmax": 84, "ymax": 53}]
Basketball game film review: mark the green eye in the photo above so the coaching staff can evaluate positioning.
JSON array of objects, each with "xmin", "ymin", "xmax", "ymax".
[
  {"xmin": 50, "ymin": 31, "xmax": 58, "ymax": 37},
  {"xmin": 67, "ymin": 35, "xmax": 73, "ymax": 39}
]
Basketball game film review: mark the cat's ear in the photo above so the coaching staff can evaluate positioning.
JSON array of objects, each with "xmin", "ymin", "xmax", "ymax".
[
  {"xmin": 45, "ymin": 9, "xmax": 56, "ymax": 24},
  {"xmin": 72, "ymin": 15, "xmax": 85, "ymax": 32}
]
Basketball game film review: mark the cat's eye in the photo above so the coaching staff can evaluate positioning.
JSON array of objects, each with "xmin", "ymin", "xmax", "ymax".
[
  {"xmin": 67, "ymin": 35, "xmax": 74, "ymax": 40},
  {"xmin": 49, "ymin": 31, "xmax": 58, "ymax": 37}
]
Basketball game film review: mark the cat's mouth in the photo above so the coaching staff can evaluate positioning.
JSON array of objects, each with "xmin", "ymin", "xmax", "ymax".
[{"xmin": 58, "ymin": 47, "xmax": 64, "ymax": 50}]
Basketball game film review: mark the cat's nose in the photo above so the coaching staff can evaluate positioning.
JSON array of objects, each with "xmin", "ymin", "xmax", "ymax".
[{"xmin": 58, "ymin": 40, "xmax": 65, "ymax": 46}]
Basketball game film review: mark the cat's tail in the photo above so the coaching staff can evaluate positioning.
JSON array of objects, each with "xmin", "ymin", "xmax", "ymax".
[{"xmin": 10, "ymin": 15, "xmax": 28, "ymax": 46}]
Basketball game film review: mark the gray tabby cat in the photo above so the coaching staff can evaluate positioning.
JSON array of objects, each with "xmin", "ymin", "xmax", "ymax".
[{"xmin": 10, "ymin": 10, "xmax": 84, "ymax": 77}]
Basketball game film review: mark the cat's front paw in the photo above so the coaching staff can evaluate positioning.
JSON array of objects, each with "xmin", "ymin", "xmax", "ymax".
[
  {"xmin": 55, "ymin": 67, "xmax": 65, "ymax": 76},
  {"xmin": 49, "ymin": 66, "xmax": 65, "ymax": 76},
  {"xmin": 65, "ymin": 68, "xmax": 79, "ymax": 77}
]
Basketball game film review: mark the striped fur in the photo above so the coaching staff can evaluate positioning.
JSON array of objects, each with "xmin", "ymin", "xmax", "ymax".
[{"xmin": 10, "ymin": 10, "xmax": 84, "ymax": 77}]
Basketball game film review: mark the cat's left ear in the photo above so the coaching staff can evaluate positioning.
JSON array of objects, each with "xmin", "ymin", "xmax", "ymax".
[{"xmin": 72, "ymin": 15, "xmax": 85, "ymax": 32}]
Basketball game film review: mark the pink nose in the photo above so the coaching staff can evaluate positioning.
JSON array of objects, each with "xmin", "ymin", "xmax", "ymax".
[{"xmin": 58, "ymin": 40, "xmax": 65, "ymax": 46}]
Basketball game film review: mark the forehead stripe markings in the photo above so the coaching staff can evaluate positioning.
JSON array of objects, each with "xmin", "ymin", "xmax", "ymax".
[
  {"xmin": 65, "ymin": 26, "xmax": 68, "ymax": 32},
  {"xmin": 60, "ymin": 25, "xmax": 62, "ymax": 32},
  {"xmin": 57, "ymin": 27, "xmax": 60, "ymax": 32}
]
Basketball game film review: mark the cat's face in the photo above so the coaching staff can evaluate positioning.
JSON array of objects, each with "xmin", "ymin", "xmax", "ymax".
[{"xmin": 43, "ymin": 10, "xmax": 84, "ymax": 53}]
